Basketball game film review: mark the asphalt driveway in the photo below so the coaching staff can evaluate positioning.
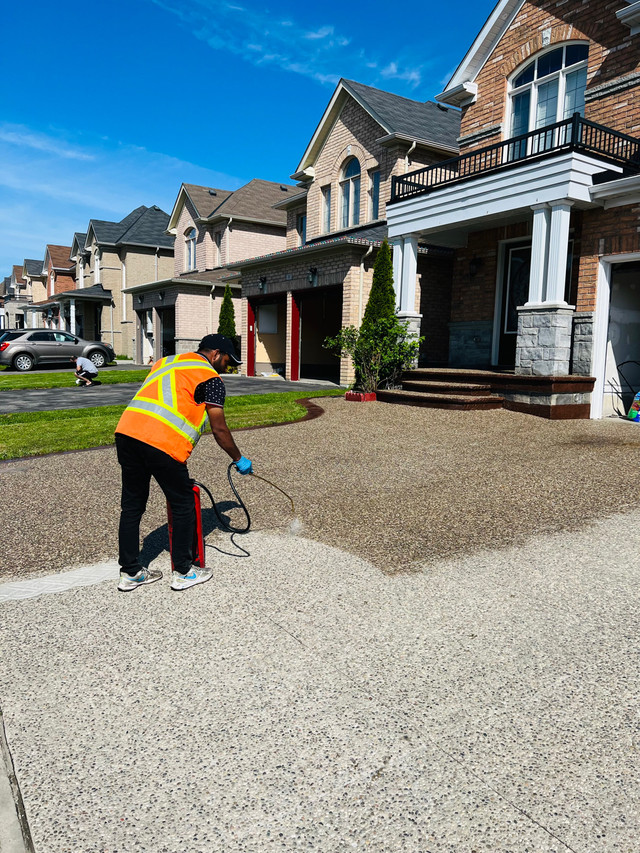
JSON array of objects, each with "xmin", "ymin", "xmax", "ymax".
[{"xmin": 0, "ymin": 374, "xmax": 339, "ymax": 414}]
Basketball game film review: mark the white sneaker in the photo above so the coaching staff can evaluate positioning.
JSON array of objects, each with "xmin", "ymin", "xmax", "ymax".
[
  {"xmin": 171, "ymin": 567, "xmax": 213, "ymax": 591},
  {"xmin": 118, "ymin": 567, "xmax": 162, "ymax": 592}
]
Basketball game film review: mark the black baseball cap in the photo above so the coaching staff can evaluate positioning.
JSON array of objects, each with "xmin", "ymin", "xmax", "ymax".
[{"xmin": 198, "ymin": 334, "xmax": 241, "ymax": 365}]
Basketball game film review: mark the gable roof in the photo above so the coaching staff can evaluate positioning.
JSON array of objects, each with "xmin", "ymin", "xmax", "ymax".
[
  {"xmin": 167, "ymin": 179, "xmax": 296, "ymax": 234},
  {"xmin": 182, "ymin": 184, "xmax": 235, "ymax": 219},
  {"xmin": 12, "ymin": 265, "xmax": 26, "ymax": 284},
  {"xmin": 71, "ymin": 233, "xmax": 88, "ymax": 257},
  {"xmin": 23, "ymin": 258, "xmax": 45, "ymax": 277},
  {"xmin": 86, "ymin": 206, "xmax": 173, "ymax": 249},
  {"xmin": 436, "ymin": 0, "xmax": 526, "ymax": 106},
  {"xmin": 204, "ymin": 179, "xmax": 295, "ymax": 224},
  {"xmin": 292, "ymin": 78, "xmax": 461, "ymax": 179},
  {"xmin": 46, "ymin": 245, "xmax": 74, "ymax": 270}
]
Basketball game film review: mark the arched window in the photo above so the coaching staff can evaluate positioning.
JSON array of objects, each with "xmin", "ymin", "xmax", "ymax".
[
  {"xmin": 509, "ymin": 43, "xmax": 588, "ymax": 141},
  {"xmin": 340, "ymin": 158, "xmax": 361, "ymax": 229},
  {"xmin": 185, "ymin": 227, "xmax": 196, "ymax": 271}
]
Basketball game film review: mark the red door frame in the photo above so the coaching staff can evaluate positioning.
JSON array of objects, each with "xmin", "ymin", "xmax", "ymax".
[
  {"xmin": 290, "ymin": 293, "xmax": 300, "ymax": 381},
  {"xmin": 246, "ymin": 300, "xmax": 256, "ymax": 377}
]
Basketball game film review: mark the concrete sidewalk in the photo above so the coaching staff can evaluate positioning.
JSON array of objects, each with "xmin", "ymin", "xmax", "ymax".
[{"xmin": 1, "ymin": 509, "xmax": 639, "ymax": 852}]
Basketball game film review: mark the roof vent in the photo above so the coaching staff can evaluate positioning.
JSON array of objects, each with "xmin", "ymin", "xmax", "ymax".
[
  {"xmin": 436, "ymin": 104, "xmax": 449, "ymax": 112},
  {"xmin": 280, "ymin": 185, "xmax": 289, "ymax": 191},
  {"xmin": 209, "ymin": 189, "xmax": 217, "ymax": 196}
]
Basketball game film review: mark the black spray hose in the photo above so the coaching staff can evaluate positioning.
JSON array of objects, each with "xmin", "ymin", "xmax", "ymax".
[
  {"xmin": 193, "ymin": 463, "xmax": 251, "ymax": 535},
  {"xmin": 194, "ymin": 464, "xmax": 297, "ymax": 541}
]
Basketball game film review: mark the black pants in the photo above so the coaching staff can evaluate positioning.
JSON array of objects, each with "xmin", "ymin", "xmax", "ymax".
[{"xmin": 115, "ymin": 433, "xmax": 195, "ymax": 576}]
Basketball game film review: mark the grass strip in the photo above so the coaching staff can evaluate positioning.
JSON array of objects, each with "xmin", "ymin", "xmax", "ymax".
[
  {"xmin": 0, "ymin": 369, "xmax": 150, "ymax": 391},
  {"xmin": 0, "ymin": 389, "xmax": 344, "ymax": 460}
]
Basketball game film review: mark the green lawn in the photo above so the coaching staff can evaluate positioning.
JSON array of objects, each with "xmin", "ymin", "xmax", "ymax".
[
  {"xmin": 0, "ymin": 368, "xmax": 150, "ymax": 391},
  {"xmin": 0, "ymin": 390, "xmax": 344, "ymax": 460}
]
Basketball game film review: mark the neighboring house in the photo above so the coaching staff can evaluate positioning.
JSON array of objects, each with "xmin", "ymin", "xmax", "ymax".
[
  {"xmin": 124, "ymin": 179, "xmax": 297, "ymax": 363},
  {"xmin": 70, "ymin": 206, "xmax": 174, "ymax": 357},
  {"xmin": 386, "ymin": 0, "xmax": 640, "ymax": 418},
  {"xmin": 25, "ymin": 245, "xmax": 77, "ymax": 331},
  {"xmin": 22, "ymin": 259, "xmax": 47, "ymax": 322},
  {"xmin": 227, "ymin": 78, "xmax": 461, "ymax": 383},
  {"xmin": 2, "ymin": 264, "xmax": 33, "ymax": 328}
]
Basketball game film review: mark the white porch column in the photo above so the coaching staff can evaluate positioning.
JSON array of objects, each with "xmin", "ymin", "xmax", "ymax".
[
  {"xmin": 399, "ymin": 236, "xmax": 418, "ymax": 313},
  {"xmin": 69, "ymin": 298, "xmax": 76, "ymax": 335},
  {"xmin": 391, "ymin": 240, "xmax": 403, "ymax": 311},
  {"xmin": 525, "ymin": 204, "xmax": 550, "ymax": 306},
  {"xmin": 546, "ymin": 201, "xmax": 573, "ymax": 305}
]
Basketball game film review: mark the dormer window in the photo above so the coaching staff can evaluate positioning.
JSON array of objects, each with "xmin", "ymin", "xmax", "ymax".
[
  {"xmin": 509, "ymin": 43, "xmax": 588, "ymax": 143},
  {"xmin": 185, "ymin": 227, "xmax": 196, "ymax": 271},
  {"xmin": 340, "ymin": 158, "xmax": 361, "ymax": 229}
]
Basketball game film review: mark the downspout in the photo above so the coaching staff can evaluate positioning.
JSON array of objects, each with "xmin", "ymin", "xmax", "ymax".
[
  {"xmin": 110, "ymin": 300, "xmax": 115, "ymax": 349},
  {"xmin": 210, "ymin": 284, "xmax": 215, "ymax": 335},
  {"xmin": 405, "ymin": 141, "xmax": 417, "ymax": 173},
  {"xmin": 358, "ymin": 244, "xmax": 374, "ymax": 325}
]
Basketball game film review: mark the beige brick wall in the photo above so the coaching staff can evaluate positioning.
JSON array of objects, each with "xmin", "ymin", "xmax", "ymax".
[
  {"xmin": 227, "ymin": 221, "xmax": 286, "ymax": 263},
  {"xmin": 303, "ymin": 98, "xmax": 446, "ymax": 242}
]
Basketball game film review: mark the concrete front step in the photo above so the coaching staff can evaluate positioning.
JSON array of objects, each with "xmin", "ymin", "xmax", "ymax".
[
  {"xmin": 402, "ymin": 380, "xmax": 493, "ymax": 395},
  {"xmin": 376, "ymin": 389, "xmax": 504, "ymax": 411}
]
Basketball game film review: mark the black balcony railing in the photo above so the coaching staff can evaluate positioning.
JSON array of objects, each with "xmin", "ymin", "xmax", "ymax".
[{"xmin": 391, "ymin": 113, "xmax": 640, "ymax": 203}]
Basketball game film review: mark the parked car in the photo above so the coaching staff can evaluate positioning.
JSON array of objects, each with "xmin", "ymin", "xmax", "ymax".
[{"xmin": 0, "ymin": 330, "xmax": 115, "ymax": 372}]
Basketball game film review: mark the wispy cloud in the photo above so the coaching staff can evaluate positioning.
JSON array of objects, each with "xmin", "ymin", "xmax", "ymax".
[
  {"xmin": 0, "ymin": 124, "xmax": 244, "ymax": 271},
  {"xmin": 0, "ymin": 125, "xmax": 95, "ymax": 161},
  {"xmin": 149, "ymin": 0, "xmax": 427, "ymax": 91}
]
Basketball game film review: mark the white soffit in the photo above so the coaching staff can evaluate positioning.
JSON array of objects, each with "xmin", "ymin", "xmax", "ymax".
[
  {"xmin": 438, "ymin": 0, "xmax": 526, "ymax": 103},
  {"xmin": 617, "ymin": 1, "xmax": 640, "ymax": 34},
  {"xmin": 590, "ymin": 173, "xmax": 640, "ymax": 207}
]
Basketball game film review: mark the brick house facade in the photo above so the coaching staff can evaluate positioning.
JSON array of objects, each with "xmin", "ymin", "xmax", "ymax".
[
  {"xmin": 387, "ymin": 0, "xmax": 640, "ymax": 418},
  {"xmin": 228, "ymin": 79, "xmax": 460, "ymax": 384},
  {"xmin": 125, "ymin": 180, "xmax": 296, "ymax": 363}
]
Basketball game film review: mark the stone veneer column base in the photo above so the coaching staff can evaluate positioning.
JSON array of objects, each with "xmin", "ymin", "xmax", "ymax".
[
  {"xmin": 571, "ymin": 312, "xmax": 594, "ymax": 376},
  {"xmin": 516, "ymin": 305, "xmax": 574, "ymax": 376}
]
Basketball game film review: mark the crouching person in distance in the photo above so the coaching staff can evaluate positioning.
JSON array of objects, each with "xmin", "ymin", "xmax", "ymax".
[{"xmin": 114, "ymin": 334, "xmax": 252, "ymax": 592}]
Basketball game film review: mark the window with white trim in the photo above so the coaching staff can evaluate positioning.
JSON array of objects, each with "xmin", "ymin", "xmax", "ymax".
[
  {"xmin": 296, "ymin": 213, "xmax": 307, "ymax": 246},
  {"xmin": 185, "ymin": 227, "xmax": 196, "ymax": 271},
  {"xmin": 508, "ymin": 43, "xmax": 588, "ymax": 151},
  {"xmin": 321, "ymin": 185, "xmax": 331, "ymax": 233},
  {"xmin": 369, "ymin": 169, "xmax": 381, "ymax": 220},
  {"xmin": 94, "ymin": 250, "xmax": 101, "ymax": 285},
  {"xmin": 340, "ymin": 158, "xmax": 361, "ymax": 229}
]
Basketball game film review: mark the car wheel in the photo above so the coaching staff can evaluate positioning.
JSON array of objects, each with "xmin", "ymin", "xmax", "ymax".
[
  {"xmin": 89, "ymin": 350, "xmax": 107, "ymax": 368},
  {"xmin": 13, "ymin": 353, "xmax": 34, "ymax": 372}
]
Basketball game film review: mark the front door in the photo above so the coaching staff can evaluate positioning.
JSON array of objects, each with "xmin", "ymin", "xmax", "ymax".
[{"xmin": 498, "ymin": 242, "xmax": 531, "ymax": 367}]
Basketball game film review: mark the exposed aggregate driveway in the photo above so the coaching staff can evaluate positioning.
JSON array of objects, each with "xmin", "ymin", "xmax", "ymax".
[
  {"xmin": 2, "ymin": 397, "xmax": 640, "ymax": 580},
  {"xmin": 2, "ymin": 399, "xmax": 640, "ymax": 852}
]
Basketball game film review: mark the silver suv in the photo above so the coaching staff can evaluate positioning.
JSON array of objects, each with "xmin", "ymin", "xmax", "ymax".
[{"xmin": 0, "ymin": 330, "xmax": 115, "ymax": 372}]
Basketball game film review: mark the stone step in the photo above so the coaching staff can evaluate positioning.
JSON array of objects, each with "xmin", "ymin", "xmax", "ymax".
[
  {"xmin": 402, "ymin": 380, "xmax": 493, "ymax": 395},
  {"xmin": 376, "ymin": 389, "xmax": 504, "ymax": 411}
]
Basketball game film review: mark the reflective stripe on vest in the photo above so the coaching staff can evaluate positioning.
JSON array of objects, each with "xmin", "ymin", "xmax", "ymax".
[
  {"xmin": 116, "ymin": 355, "xmax": 218, "ymax": 461},
  {"xmin": 129, "ymin": 359, "xmax": 214, "ymax": 447}
]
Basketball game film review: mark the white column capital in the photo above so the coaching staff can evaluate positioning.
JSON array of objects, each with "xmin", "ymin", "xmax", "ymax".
[
  {"xmin": 548, "ymin": 199, "xmax": 575, "ymax": 211},
  {"xmin": 530, "ymin": 202, "xmax": 549, "ymax": 211}
]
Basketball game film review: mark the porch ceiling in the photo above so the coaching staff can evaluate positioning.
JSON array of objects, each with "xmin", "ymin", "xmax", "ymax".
[{"xmin": 387, "ymin": 151, "xmax": 620, "ymax": 248}]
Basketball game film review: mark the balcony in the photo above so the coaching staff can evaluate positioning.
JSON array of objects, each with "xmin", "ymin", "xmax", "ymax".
[{"xmin": 390, "ymin": 114, "xmax": 640, "ymax": 203}]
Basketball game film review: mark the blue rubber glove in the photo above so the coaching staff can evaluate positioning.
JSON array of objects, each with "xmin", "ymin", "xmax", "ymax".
[{"xmin": 234, "ymin": 455, "xmax": 253, "ymax": 475}]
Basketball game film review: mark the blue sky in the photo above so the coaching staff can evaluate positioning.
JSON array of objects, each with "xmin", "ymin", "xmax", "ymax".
[{"xmin": 1, "ymin": 0, "xmax": 491, "ymax": 273}]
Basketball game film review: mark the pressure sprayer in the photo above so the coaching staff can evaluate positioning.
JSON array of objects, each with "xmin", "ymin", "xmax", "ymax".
[{"xmin": 167, "ymin": 462, "xmax": 299, "ymax": 569}]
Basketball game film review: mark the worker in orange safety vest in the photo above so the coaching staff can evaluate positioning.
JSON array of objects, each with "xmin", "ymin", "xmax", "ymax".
[{"xmin": 114, "ymin": 334, "xmax": 252, "ymax": 593}]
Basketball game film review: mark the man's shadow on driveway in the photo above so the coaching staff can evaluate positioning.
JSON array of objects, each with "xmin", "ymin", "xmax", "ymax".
[{"xmin": 138, "ymin": 500, "xmax": 246, "ymax": 566}]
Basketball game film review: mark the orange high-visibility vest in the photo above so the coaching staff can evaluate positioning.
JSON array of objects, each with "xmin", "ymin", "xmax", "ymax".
[{"xmin": 115, "ymin": 353, "xmax": 218, "ymax": 463}]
